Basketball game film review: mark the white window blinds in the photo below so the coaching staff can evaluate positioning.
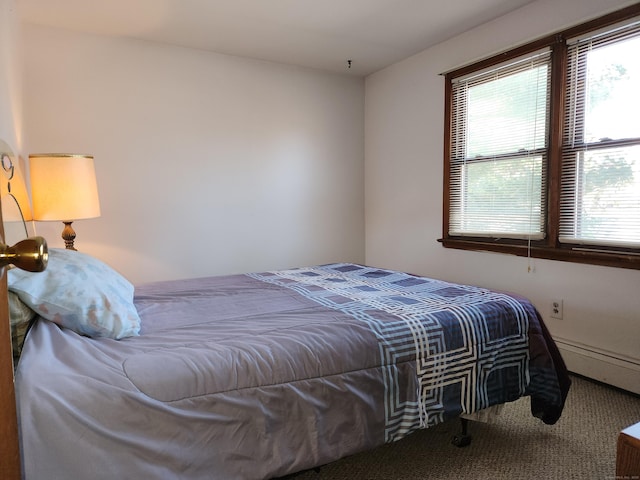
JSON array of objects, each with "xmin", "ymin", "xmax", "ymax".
[
  {"xmin": 560, "ymin": 19, "xmax": 640, "ymax": 248},
  {"xmin": 449, "ymin": 49, "xmax": 551, "ymax": 239}
]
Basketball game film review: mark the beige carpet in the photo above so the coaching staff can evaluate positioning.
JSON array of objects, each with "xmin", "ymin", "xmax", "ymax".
[{"xmin": 285, "ymin": 375, "xmax": 640, "ymax": 479}]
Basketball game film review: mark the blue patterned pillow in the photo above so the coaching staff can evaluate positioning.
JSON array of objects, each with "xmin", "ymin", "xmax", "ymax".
[{"xmin": 8, "ymin": 248, "xmax": 141, "ymax": 339}]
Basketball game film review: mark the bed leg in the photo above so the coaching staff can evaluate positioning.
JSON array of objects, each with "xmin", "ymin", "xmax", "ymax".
[{"xmin": 451, "ymin": 417, "xmax": 472, "ymax": 447}]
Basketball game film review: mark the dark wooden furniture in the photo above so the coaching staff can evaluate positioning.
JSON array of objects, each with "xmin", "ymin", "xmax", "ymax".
[{"xmin": 617, "ymin": 422, "xmax": 640, "ymax": 479}]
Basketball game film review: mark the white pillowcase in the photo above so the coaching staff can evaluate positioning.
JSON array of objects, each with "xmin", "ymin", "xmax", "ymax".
[{"xmin": 8, "ymin": 248, "xmax": 141, "ymax": 339}]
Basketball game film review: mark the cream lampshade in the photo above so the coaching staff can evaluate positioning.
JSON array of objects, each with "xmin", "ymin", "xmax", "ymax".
[{"xmin": 29, "ymin": 154, "xmax": 101, "ymax": 250}]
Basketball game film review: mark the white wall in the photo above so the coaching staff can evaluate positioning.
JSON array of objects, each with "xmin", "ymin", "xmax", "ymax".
[
  {"xmin": 365, "ymin": 0, "xmax": 640, "ymax": 393},
  {"xmin": 0, "ymin": 0, "xmax": 32, "ymax": 246},
  {"xmin": 22, "ymin": 25, "xmax": 365, "ymax": 284},
  {"xmin": 0, "ymin": 0, "xmax": 21, "ymax": 151}
]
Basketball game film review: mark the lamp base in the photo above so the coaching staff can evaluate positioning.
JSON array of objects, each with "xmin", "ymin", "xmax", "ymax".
[{"xmin": 61, "ymin": 221, "xmax": 77, "ymax": 251}]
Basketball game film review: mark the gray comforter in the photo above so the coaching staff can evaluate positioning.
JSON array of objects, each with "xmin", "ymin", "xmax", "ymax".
[{"xmin": 16, "ymin": 264, "xmax": 569, "ymax": 479}]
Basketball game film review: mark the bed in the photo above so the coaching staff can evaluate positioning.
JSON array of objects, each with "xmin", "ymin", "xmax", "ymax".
[{"xmin": 10, "ymin": 249, "xmax": 570, "ymax": 480}]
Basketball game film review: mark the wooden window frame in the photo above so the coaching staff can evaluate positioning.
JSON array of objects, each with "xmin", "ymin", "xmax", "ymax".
[{"xmin": 440, "ymin": 4, "xmax": 640, "ymax": 270}]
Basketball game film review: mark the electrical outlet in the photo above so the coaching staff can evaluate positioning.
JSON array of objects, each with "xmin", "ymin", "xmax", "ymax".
[{"xmin": 550, "ymin": 299, "xmax": 563, "ymax": 320}]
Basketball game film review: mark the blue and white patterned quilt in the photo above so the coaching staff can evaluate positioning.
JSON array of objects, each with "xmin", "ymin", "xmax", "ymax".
[{"xmin": 250, "ymin": 263, "xmax": 568, "ymax": 442}]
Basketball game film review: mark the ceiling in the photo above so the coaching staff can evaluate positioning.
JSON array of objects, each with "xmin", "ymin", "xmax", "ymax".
[{"xmin": 17, "ymin": 0, "xmax": 536, "ymax": 76}]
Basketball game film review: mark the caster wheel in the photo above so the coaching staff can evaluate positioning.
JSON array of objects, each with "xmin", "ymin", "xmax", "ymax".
[{"xmin": 451, "ymin": 434, "xmax": 472, "ymax": 447}]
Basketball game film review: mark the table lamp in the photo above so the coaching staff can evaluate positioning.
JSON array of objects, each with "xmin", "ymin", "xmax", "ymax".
[{"xmin": 29, "ymin": 154, "xmax": 101, "ymax": 250}]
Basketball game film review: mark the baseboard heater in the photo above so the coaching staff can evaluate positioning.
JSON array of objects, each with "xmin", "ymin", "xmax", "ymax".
[{"xmin": 553, "ymin": 337, "xmax": 640, "ymax": 396}]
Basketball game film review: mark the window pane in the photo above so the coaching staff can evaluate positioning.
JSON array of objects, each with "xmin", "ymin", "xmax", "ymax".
[
  {"xmin": 562, "ymin": 20, "xmax": 640, "ymax": 250},
  {"xmin": 450, "ymin": 156, "xmax": 544, "ymax": 237},
  {"xmin": 585, "ymin": 35, "xmax": 640, "ymax": 143},
  {"xmin": 449, "ymin": 50, "xmax": 550, "ymax": 240},
  {"xmin": 467, "ymin": 64, "xmax": 548, "ymax": 158},
  {"xmin": 560, "ymin": 146, "xmax": 640, "ymax": 246}
]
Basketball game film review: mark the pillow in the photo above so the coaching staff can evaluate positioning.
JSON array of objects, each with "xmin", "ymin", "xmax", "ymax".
[
  {"xmin": 8, "ymin": 248, "xmax": 141, "ymax": 339},
  {"xmin": 9, "ymin": 291, "xmax": 36, "ymax": 362},
  {"xmin": 9, "ymin": 290, "xmax": 36, "ymax": 328}
]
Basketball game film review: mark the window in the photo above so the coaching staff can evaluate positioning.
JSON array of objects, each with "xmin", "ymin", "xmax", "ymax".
[
  {"xmin": 560, "ymin": 22, "xmax": 640, "ymax": 248},
  {"xmin": 442, "ymin": 5, "xmax": 640, "ymax": 270},
  {"xmin": 449, "ymin": 50, "xmax": 550, "ymax": 240}
]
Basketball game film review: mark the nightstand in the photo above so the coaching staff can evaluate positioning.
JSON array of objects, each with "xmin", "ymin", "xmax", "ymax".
[{"xmin": 617, "ymin": 422, "xmax": 640, "ymax": 479}]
